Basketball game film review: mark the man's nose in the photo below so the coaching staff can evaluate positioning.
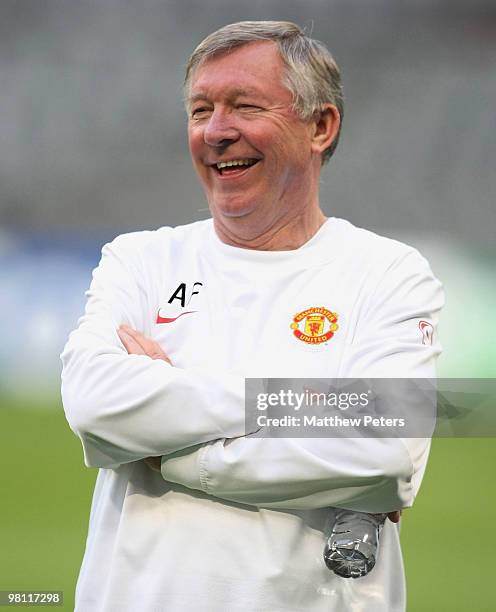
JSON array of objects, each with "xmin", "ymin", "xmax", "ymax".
[{"xmin": 203, "ymin": 109, "xmax": 240, "ymax": 147}]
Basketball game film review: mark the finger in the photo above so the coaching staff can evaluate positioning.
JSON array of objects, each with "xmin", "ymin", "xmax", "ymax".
[
  {"xmin": 117, "ymin": 328, "xmax": 147, "ymax": 355},
  {"xmin": 155, "ymin": 353, "xmax": 172, "ymax": 364},
  {"xmin": 147, "ymin": 346, "xmax": 172, "ymax": 363},
  {"xmin": 119, "ymin": 325, "xmax": 172, "ymax": 364},
  {"xmin": 119, "ymin": 324, "xmax": 141, "ymax": 338},
  {"xmin": 134, "ymin": 334, "xmax": 171, "ymax": 363},
  {"xmin": 120, "ymin": 325, "xmax": 160, "ymax": 354},
  {"xmin": 141, "ymin": 337, "xmax": 168, "ymax": 359},
  {"xmin": 387, "ymin": 511, "xmax": 402, "ymax": 523},
  {"xmin": 119, "ymin": 325, "xmax": 149, "ymax": 352}
]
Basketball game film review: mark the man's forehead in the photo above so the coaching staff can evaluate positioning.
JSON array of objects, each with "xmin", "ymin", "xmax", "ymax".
[{"xmin": 187, "ymin": 41, "xmax": 287, "ymax": 102}]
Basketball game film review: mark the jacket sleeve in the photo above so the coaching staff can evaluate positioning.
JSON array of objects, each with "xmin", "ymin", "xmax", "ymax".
[
  {"xmin": 159, "ymin": 248, "xmax": 445, "ymax": 511},
  {"xmin": 61, "ymin": 234, "xmax": 249, "ymax": 469}
]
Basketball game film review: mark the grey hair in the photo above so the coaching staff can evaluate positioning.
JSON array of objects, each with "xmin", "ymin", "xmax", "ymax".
[{"xmin": 184, "ymin": 21, "xmax": 344, "ymax": 164}]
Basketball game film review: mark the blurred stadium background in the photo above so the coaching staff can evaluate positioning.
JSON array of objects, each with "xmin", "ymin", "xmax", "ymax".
[{"xmin": 1, "ymin": 1, "xmax": 495, "ymax": 610}]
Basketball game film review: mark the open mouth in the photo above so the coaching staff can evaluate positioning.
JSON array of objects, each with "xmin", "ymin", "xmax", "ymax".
[{"xmin": 213, "ymin": 159, "xmax": 260, "ymax": 176}]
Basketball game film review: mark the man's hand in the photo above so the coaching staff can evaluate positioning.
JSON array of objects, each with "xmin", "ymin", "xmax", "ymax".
[
  {"xmin": 117, "ymin": 324, "xmax": 172, "ymax": 364},
  {"xmin": 387, "ymin": 511, "xmax": 401, "ymax": 523},
  {"xmin": 117, "ymin": 324, "xmax": 170, "ymax": 471}
]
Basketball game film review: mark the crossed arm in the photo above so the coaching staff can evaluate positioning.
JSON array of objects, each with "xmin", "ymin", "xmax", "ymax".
[
  {"xmin": 61, "ymin": 236, "xmax": 443, "ymax": 514},
  {"xmin": 118, "ymin": 323, "xmax": 403, "ymax": 522}
]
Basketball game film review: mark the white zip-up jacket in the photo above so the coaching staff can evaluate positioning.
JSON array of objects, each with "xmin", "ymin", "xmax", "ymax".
[{"xmin": 61, "ymin": 217, "xmax": 444, "ymax": 612}]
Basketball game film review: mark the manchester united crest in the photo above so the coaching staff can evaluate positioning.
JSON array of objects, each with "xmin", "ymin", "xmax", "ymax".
[{"xmin": 290, "ymin": 307, "xmax": 339, "ymax": 344}]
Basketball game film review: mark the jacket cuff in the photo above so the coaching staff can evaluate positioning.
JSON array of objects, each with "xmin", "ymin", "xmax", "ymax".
[{"xmin": 160, "ymin": 444, "xmax": 209, "ymax": 492}]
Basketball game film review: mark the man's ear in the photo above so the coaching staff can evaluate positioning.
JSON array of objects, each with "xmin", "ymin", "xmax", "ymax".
[{"xmin": 310, "ymin": 104, "xmax": 341, "ymax": 156}]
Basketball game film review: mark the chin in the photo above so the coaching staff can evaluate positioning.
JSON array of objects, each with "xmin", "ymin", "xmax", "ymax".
[{"xmin": 210, "ymin": 198, "xmax": 257, "ymax": 219}]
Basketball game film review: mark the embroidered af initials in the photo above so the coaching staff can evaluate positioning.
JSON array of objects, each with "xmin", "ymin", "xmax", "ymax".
[{"xmin": 168, "ymin": 282, "xmax": 203, "ymax": 307}]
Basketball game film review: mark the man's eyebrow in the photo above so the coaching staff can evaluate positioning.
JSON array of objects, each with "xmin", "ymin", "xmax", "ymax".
[
  {"xmin": 188, "ymin": 88, "xmax": 270, "ymax": 105},
  {"xmin": 229, "ymin": 88, "xmax": 268, "ymax": 100},
  {"xmin": 188, "ymin": 93, "xmax": 208, "ymax": 104}
]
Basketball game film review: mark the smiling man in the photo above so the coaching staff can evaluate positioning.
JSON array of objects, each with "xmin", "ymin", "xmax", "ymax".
[
  {"xmin": 186, "ymin": 38, "xmax": 339, "ymax": 248},
  {"xmin": 61, "ymin": 21, "xmax": 444, "ymax": 612}
]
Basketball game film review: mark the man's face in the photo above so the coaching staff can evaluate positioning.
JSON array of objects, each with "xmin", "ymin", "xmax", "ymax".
[{"xmin": 187, "ymin": 41, "xmax": 318, "ymax": 227}]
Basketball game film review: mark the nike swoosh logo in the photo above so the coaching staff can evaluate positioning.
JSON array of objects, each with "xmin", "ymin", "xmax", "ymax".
[{"xmin": 156, "ymin": 310, "xmax": 197, "ymax": 324}]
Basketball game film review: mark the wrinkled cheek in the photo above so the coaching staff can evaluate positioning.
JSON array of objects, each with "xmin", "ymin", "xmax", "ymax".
[
  {"xmin": 187, "ymin": 125, "xmax": 202, "ymax": 157},
  {"xmin": 187, "ymin": 134, "xmax": 207, "ymax": 180}
]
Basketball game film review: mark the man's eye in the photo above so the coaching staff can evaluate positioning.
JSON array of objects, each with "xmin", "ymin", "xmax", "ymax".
[
  {"xmin": 191, "ymin": 107, "xmax": 210, "ymax": 118},
  {"xmin": 238, "ymin": 104, "xmax": 261, "ymax": 111}
]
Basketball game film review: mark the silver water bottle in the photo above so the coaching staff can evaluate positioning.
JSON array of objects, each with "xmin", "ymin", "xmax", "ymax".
[{"xmin": 324, "ymin": 510, "xmax": 387, "ymax": 578}]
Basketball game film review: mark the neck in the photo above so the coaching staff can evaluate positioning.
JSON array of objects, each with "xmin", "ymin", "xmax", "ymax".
[{"xmin": 213, "ymin": 206, "xmax": 327, "ymax": 251}]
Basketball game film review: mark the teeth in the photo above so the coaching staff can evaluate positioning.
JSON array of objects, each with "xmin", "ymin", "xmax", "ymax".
[{"xmin": 216, "ymin": 159, "xmax": 256, "ymax": 169}]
